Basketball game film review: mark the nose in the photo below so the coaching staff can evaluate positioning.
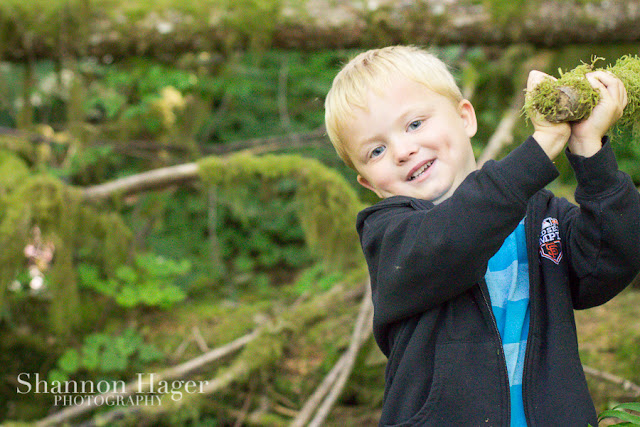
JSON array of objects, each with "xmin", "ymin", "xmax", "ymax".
[{"xmin": 393, "ymin": 138, "xmax": 419, "ymax": 164}]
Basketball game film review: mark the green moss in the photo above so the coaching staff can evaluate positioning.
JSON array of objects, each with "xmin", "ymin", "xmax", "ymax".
[
  {"xmin": 609, "ymin": 55, "xmax": 640, "ymax": 131},
  {"xmin": 524, "ymin": 55, "xmax": 640, "ymax": 135},
  {"xmin": 198, "ymin": 153, "xmax": 365, "ymax": 272},
  {"xmin": 0, "ymin": 173, "xmax": 132, "ymax": 334},
  {"xmin": 0, "ymin": 0, "xmax": 295, "ymax": 60}
]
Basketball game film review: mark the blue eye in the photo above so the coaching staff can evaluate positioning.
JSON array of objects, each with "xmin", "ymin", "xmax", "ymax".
[
  {"xmin": 370, "ymin": 146, "xmax": 385, "ymax": 158},
  {"xmin": 408, "ymin": 120, "xmax": 422, "ymax": 131}
]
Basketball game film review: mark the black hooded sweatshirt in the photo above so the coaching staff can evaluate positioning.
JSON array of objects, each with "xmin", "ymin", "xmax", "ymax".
[{"xmin": 356, "ymin": 136, "xmax": 640, "ymax": 426}]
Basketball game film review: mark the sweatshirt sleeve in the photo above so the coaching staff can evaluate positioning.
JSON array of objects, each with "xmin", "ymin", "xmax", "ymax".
[
  {"xmin": 560, "ymin": 138, "xmax": 640, "ymax": 309},
  {"xmin": 357, "ymin": 137, "xmax": 559, "ymax": 342}
]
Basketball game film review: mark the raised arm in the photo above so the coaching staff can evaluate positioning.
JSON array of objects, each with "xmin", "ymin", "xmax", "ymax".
[{"xmin": 358, "ymin": 137, "xmax": 559, "ymax": 331}]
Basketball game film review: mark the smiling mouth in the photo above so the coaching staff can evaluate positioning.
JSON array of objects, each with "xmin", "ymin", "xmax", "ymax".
[{"xmin": 408, "ymin": 160, "xmax": 434, "ymax": 181}]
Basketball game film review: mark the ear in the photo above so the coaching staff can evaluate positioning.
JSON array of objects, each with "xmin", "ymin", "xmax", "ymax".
[
  {"xmin": 357, "ymin": 175, "xmax": 383, "ymax": 198},
  {"xmin": 458, "ymin": 99, "xmax": 477, "ymax": 138}
]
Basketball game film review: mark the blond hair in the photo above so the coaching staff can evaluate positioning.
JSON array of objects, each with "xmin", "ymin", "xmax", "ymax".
[{"xmin": 324, "ymin": 45, "xmax": 463, "ymax": 168}]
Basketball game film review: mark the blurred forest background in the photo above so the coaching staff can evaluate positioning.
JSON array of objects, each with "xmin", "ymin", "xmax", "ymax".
[{"xmin": 1, "ymin": 0, "xmax": 640, "ymax": 425}]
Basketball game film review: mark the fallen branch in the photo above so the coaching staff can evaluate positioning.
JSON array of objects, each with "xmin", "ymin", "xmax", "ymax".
[
  {"xmin": 35, "ymin": 327, "xmax": 263, "ymax": 427},
  {"xmin": 85, "ymin": 361, "xmax": 252, "ymax": 427},
  {"xmin": 80, "ymin": 128, "xmax": 329, "ymax": 202},
  {"xmin": 8, "ymin": 0, "xmax": 640, "ymax": 61},
  {"xmin": 583, "ymin": 364, "xmax": 640, "ymax": 397},
  {"xmin": 304, "ymin": 281, "xmax": 373, "ymax": 427},
  {"xmin": 74, "ymin": 282, "xmax": 361, "ymax": 426},
  {"xmin": 290, "ymin": 352, "xmax": 349, "ymax": 427},
  {"xmin": 82, "ymin": 162, "xmax": 200, "ymax": 202}
]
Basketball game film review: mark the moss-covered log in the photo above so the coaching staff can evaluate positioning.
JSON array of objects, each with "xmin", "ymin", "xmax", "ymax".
[
  {"xmin": 0, "ymin": 173, "xmax": 132, "ymax": 334},
  {"xmin": 1, "ymin": 142, "xmax": 364, "ymax": 336},
  {"xmin": 3, "ymin": 0, "xmax": 640, "ymax": 61},
  {"xmin": 525, "ymin": 55, "xmax": 640, "ymax": 132},
  {"xmin": 198, "ymin": 152, "xmax": 364, "ymax": 271}
]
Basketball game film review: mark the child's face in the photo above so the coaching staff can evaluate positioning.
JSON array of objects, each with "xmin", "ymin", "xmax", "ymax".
[{"xmin": 343, "ymin": 74, "xmax": 478, "ymax": 204}]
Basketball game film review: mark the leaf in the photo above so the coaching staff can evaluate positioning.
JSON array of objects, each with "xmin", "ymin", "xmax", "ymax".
[
  {"xmin": 614, "ymin": 403, "xmax": 640, "ymax": 413},
  {"xmin": 114, "ymin": 335, "xmax": 136, "ymax": 359},
  {"xmin": 100, "ymin": 347, "xmax": 128, "ymax": 372},
  {"xmin": 81, "ymin": 343, "xmax": 100, "ymax": 371},
  {"xmin": 77, "ymin": 263, "xmax": 100, "ymax": 288},
  {"xmin": 47, "ymin": 369, "xmax": 68, "ymax": 384},
  {"xmin": 599, "ymin": 409, "xmax": 640, "ymax": 425},
  {"xmin": 58, "ymin": 349, "xmax": 80, "ymax": 374},
  {"xmin": 114, "ymin": 265, "xmax": 138, "ymax": 284},
  {"xmin": 138, "ymin": 344, "xmax": 163, "ymax": 363}
]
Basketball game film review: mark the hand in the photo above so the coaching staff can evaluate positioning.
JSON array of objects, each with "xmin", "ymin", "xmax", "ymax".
[
  {"xmin": 527, "ymin": 70, "xmax": 571, "ymax": 160},
  {"xmin": 568, "ymin": 71, "xmax": 628, "ymax": 157}
]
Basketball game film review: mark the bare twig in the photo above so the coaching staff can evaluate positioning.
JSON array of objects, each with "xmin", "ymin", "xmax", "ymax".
[
  {"xmin": 582, "ymin": 364, "xmax": 640, "ymax": 397},
  {"xmin": 302, "ymin": 281, "xmax": 374, "ymax": 427},
  {"xmin": 233, "ymin": 378, "xmax": 257, "ymax": 427},
  {"xmin": 477, "ymin": 100, "xmax": 522, "ymax": 167},
  {"xmin": 172, "ymin": 335, "xmax": 192, "ymax": 360},
  {"xmin": 82, "ymin": 162, "xmax": 201, "ymax": 202},
  {"xmin": 192, "ymin": 326, "xmax": 210, "ymax": 352},
  {"xmin": 290, "ymin": 350, "xmax": 350, "ymax": 427}
]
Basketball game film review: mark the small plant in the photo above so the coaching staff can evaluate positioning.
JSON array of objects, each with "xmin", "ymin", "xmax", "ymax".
[
  {"xmin": 48, "ymin": 328, "xmax": 163, "ymax": 383},
  {"xmin": 295, "ymin": 263, "xmax": 344, "ymax": 294},
  {"xmin": 598, "ymin": 402, "xmax": 640, "ymax": 426},
  {"xmin": 78, "ymin": 252, "xmax": 191, "ymax": 309}
]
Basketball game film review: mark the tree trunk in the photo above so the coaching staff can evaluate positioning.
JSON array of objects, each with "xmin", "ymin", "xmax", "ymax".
[{"xmin": 5, "ymin": 0, "xmax": 640, "ymax": 60}]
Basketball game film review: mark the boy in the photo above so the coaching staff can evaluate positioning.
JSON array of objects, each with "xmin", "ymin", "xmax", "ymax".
[{"xmin": 324, "ymin": 45, "xmax": 640, "ymax": 426}]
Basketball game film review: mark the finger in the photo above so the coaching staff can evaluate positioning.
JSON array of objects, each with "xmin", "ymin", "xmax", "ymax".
[
  {"xmin": 586, "ymin": 71, "xmax": 627, "ymax": 109},
  {"xmin": 586, "ymin": 71, "xmax": 619, "ymax": 95},
  {"xmin": 527, "ymin": 70, "xmax": 555, "ymax": 92}
]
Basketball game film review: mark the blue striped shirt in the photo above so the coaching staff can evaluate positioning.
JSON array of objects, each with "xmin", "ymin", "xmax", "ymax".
[{"xmin": 484, "ymin": 218, "xmax": 530, "ymax": 427}]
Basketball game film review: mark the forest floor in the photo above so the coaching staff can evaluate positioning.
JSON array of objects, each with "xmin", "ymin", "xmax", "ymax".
[{"xmin": 576, "ymin": 287, "xmax": 640, "ymax": 412}]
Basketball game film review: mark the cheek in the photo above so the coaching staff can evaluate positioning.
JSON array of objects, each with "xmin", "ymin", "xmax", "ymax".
[{"xmin": 370, "ymin": 173, "xmax": 392, "ymax": 189}]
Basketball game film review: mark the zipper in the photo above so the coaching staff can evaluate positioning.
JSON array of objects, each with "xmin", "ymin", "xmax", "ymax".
[
  {"xmin": 522, "ymin": 195, "xmax": 540, "ymax": 427},
  {"xmin": 477, "ymin": 281, "xmax": 511, "ymax": 427}
]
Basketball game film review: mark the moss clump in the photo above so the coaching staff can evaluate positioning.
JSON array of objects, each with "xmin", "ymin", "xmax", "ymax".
[
  {"xmin": 0, "ymin": 173, "xmax": 132, "ymax": 334},
  {"xmin": 198, "ymin": 153, "xmax": 365, "ymax": 272},
  {"xmin": 524, "ymin": 55, "xmax": 640, "ymax": 135}
]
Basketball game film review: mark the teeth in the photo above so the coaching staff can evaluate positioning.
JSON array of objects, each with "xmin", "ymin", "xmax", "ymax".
[{"xmin": 410, "ymin": 161, "xmax": 434, "ymax": 181}]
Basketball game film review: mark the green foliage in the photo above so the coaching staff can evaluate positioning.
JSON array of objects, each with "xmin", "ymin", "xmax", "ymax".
[
  {"xmin": 0, "ymin": 174, "xmax": 132, "ymax": 334},
  {"xmin": 198, "ymin": 152, "xmax": 365, "ymax": 272},
  {"xmin": 78, "ymin": 253, "xmax": 190, "ymax": 309},
  {"xmin": 295, "ymin": 263, "xmax": 344, "ymax": 294},
  {"xmin": 218, "ymin": 0, "xmax": 282, "ymax": 53},
  {"xmin": 131, "ymin": 184, "xmax": 314, "ymax": 298},
  {"xmin": 598, "ymin": 402, "xmax": 640, "ymax": 426},
  {"xmin": 48, "ymin": 328, "xmax": 163, "ymax": 383},
  {"xmin": 481, "ymin": 0, "xmax": 531, "ymax": 25}
]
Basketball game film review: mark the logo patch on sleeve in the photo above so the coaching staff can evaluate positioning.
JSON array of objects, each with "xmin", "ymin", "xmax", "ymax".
[{"xmin": 540, "ymin": 217, "xmax": 562, "ymax": 264}]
